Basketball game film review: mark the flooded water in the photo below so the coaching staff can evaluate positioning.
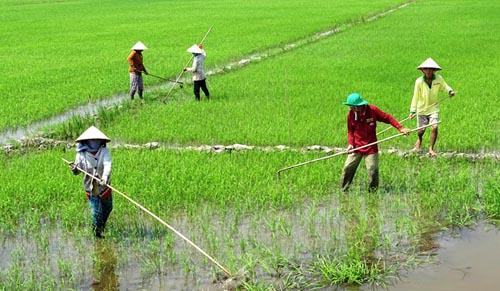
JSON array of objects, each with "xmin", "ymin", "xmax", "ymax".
[
  {"xmin": 389, "ymin": 224, "xmax": 500, "ymax": 291},
  {"xmin": 0, "ymin": 94, "xmax": 128, "ymax": 145},
  {"xmin": 1, "ymin": 196, "xmax": 498, "ymax": 290}
]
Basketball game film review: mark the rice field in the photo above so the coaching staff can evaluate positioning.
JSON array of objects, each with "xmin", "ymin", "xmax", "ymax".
[
  {"xmin": 1, "ymin": 0, "xmax": 499, "ymax": 290},
  {"xmin": 0, "ymin": 148, "xmax": 498, "ymax": 289},
  {"xmin": 60, "ymin": 0, "xmax": 498, "ymax": 151},
  {"xmin": 0, "ymin": 0, "xmax": 403, "ymax": 131}
]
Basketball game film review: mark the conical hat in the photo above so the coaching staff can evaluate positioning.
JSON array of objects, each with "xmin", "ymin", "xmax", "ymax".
[
  {"xmin": 187, "ymin": 44, "xmax": 204, "ymax": 54},
  {"xmin": 76, "ymin": 126, "xmax": 111, "ymax": 142},
  {"xmin": 417, "ymin": 58, "xmax": 441, "ymax": 70},
  {"xmin": 131, "ymin": 41, "xmax": 148, "ymax": 51}
]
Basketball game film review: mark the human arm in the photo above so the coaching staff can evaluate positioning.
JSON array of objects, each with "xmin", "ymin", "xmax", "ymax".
[
  {"xmin": 373, "ymin": 106, "xmax": 403, "ymax": 129},
  {"xmin": 409, "ymin": 79, "xmax": 420, "ymax": 119},
  {"xmin": 440, "ymin": 76, "xmax": 454, "ymax": 97},
  {"xmin": 100, "ymin": 149, "xmax": 112, "ymax": 186},
  {"xmin": 184, "ymin": 56, "xmax": 198, "ymax": 72},
  {"xmin": 347, "ymin": 113, "xmax": 355, "ymax": 150},
  {"xmin": 71, "ymin": 153, "xmax": 82, "ymax": 175}
]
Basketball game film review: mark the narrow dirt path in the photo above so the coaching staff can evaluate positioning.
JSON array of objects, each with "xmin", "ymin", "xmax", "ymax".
[{"xmin": 9, "ymin": 137, "xmax": 499, "ymax": 161}]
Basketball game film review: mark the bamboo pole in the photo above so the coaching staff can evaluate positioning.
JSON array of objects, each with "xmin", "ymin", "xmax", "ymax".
[
  {"xmin": 276, "ymin": 121, "xmax": 440, "ymax": 176},
  {"xmin": 377, "ymin": 96, "xmax": 452, "ymax": 135},
  {"xmin": 62, "ymin": 158, "xmax": 232, "ymax": 277},
  {"xmin": 162, "ymin": 26, "xmax": 214, "ymax": 103}
]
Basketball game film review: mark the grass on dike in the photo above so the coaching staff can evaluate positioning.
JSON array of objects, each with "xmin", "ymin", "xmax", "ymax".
[
  {"xmin": 48, "ymin": 0, "xmax": 500, "ymax": 151},
  {"xmin": 0, "ymin": 148, "xmax": 498, "ymax": 288},
  {"xmin": 0, "ymin": 0, "xmax": 405, "ymax": 131}
]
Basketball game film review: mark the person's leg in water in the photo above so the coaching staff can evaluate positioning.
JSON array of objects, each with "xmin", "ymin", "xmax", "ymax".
[
  {"xmin": 365, "ymin": 153, "xmax": 379, "ymax": 192},
  {"xmin": 89, "ymin": 192, "xmax": 113, "ymax": 238},
  {"xmin": 341, "ymin": 153, "xmax": 363, "ymax": 192}
]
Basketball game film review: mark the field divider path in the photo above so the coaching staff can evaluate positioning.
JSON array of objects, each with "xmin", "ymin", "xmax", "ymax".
[
  {"xmin": 0, "ymin": 0, "xmax": 415, "ymax": 145},
  {"xmin": 9, "ymin": 138, "xmax": 499, "ymax": 161}
]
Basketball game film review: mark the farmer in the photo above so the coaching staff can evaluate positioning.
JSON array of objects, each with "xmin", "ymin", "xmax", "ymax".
[
  {"xmin": 341, "ymin": 93, "xmax": 410, "ymax": 192},
  {"xmin": 184, "ymin": 44, "xmax": 210, "ymax": 101},
  {"xmin": 409, "ymin": 58, "xmax": 455, "ymax": 156},
  {"xmin": 70, "ymin": 126, "xmax": 113, "ymax": 238},
  {"xmin": 127, "ymin": 41, "xmax": 148, "ymax": 102}
]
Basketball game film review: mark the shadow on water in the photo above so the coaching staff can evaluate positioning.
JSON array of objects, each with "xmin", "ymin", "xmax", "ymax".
[{"xmin": 90, "ymin": 240, "xmax": 119, "ymax": 291}]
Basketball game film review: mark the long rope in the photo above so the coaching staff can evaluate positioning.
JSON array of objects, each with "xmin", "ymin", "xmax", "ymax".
[
  {"xmin": 276, "ymin": 121, "xmax": 440, "ymax": 176},
  {"xmin": 62, "ymin": 158, "xmax": 232, "ymax": 277},
  {"xmin": 147, "ymin": 73, "xmax": 184, "ymax": 86},
  {"xmin": 377, "ymin": 96, "xmax": 451, "ymax": 135},
  {"xmin": 162, "ymin": 26, "xmax": 214, "ymax": 103}
]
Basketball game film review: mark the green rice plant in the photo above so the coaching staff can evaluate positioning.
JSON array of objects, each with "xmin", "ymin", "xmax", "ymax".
[
  {"xmin": 95, "ymin": 0, "xmax": 499, "ymax": 151},
  {"xmin": 0, "ymin": 146, "xmax": 497, "ymax": 288},
  {"xmin": 0, "ymin": 0, "xmax": 405, "ymax": 131},
  {"xmin": 312, "ymin": 252, "xmax": 395, "ymax": 287}
]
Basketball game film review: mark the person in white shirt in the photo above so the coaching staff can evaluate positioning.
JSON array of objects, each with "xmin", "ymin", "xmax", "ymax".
[
  {"xmin": 184, "ymin": 44, "xmax": 210, "ymax": 101},
  {"xmin": 71, "ymin": 126, "xmax": 113, "ymax": 238}
]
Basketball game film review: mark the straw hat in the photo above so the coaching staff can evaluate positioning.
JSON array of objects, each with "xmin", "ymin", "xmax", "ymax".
[
  {"xmin": 76, "ymin": 126, "xmax": 111, "ymax": 142},
  {"xmin": 344, "ymin": 93, "xmax": 368, "ymax": 106},
  {"xmin": 131, "ymin": 41, "xmax": 148, "ymax": 51},
  {"xmin": 417, "ymin": 58, "xmax": 441, "ymax": 70},
  {"xmin": 187, "ymin": 44, "xmax": 204, "ymax": 54}
]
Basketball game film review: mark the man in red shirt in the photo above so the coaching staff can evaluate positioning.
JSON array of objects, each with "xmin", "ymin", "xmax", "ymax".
[{"xmin": 341, "ymin": 93, "xmax": 410, "ymax": 192}]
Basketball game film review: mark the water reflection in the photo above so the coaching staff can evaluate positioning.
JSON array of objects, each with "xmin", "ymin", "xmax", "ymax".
[{"xmin": 91, "ymin": 240, "xmax": 119, "ymax": 291}]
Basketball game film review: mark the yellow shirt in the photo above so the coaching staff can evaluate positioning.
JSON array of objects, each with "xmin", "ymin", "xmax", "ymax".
[{"xmin": 410, "ymin": 74, "xmax": 453, "ymax": 115}]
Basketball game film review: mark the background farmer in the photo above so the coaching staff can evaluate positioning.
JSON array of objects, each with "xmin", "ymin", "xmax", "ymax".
[
  {"xmin": 71, "ymin": 126, "xmax": 113, "ymax": 238},
  {"xmin": 127, "ymin": 41, "xmax": 148, "ymax": 102},
  {"xmin": 184, "ymin": 44, "xmax": 210, "ymax": 101},
  {"xmin": 341, "ymin": 93, "xmax": 410, "ymax": 192},
  {"xmin": 409, "ymin": 58, "xmax": 455, "ymax": 156}
]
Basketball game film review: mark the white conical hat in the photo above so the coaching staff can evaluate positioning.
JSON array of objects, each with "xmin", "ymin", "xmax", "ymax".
[
  {"xmin": 131, "ymin": 41, "xmax": 148, "ymax": 51},
  {"xmin": 76, "ymin": 126, "xmax": 111, "ymax": 142},
  {"xmin": 187, "ymin": 44, "xmax": 204, "ymax": 54},
  {"xmin": 417, "ymin": 58, "xmax": 441, "ymax": 70}
]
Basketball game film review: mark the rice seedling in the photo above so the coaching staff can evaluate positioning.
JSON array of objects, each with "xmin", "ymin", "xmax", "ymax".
[
  {"xmin": 0, "ymin": 147, "xmax": 497, "ymax": 288},
  {"xmin": 87, "ymin": 0, "xmax": 500, "ymax": 152},
  {"xmin": 0, "ymin": 0, "xmax": 404, "ymax": 131},
  {"xmin": 1, "ymin": 0, "xmax": 498, "ymax": 289}
]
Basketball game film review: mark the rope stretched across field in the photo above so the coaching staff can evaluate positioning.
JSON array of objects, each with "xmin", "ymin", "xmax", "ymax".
[{"xmin": 62, "ymin": 157, "xmax": 232, "ymax": 277}]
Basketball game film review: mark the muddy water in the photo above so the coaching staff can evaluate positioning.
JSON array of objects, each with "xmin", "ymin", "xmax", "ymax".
[
  {"xmin": 1, "ymin": 199, "xmax": 498, "ymax": 290},
  {"xmin": 389, "ymin": 224, "xmax": 500, "ymax": 291}
]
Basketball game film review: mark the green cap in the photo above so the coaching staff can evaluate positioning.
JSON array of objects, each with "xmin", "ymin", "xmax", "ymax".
[{"xmin": 344, "ymin": 93, "xmax": 368, "ymax": 106}]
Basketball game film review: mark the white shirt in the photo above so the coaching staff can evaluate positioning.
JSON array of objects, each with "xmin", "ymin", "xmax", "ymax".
[{"xmin": 74, "ymin": 147, "xmax": 112, "ymax": 194}]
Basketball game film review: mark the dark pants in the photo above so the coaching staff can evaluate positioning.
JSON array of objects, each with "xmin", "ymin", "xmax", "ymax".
[
  {"xmin": 194, "ymin": 79, "xmax": 209, "ymax": 101},
  {"xmin": 88, "ymin": 192, "xmax": 113, "ymax": 237}
]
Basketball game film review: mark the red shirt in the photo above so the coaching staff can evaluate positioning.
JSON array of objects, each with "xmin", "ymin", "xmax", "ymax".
[{"xmin": 347, "ymin": 105, "xmax": 402, "ymax": 155}]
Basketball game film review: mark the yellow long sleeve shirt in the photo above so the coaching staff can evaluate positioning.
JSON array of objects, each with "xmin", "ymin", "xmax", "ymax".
[{"xmin": 410, "ymin": 74, "xmax": 453, "ymax": 115}]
